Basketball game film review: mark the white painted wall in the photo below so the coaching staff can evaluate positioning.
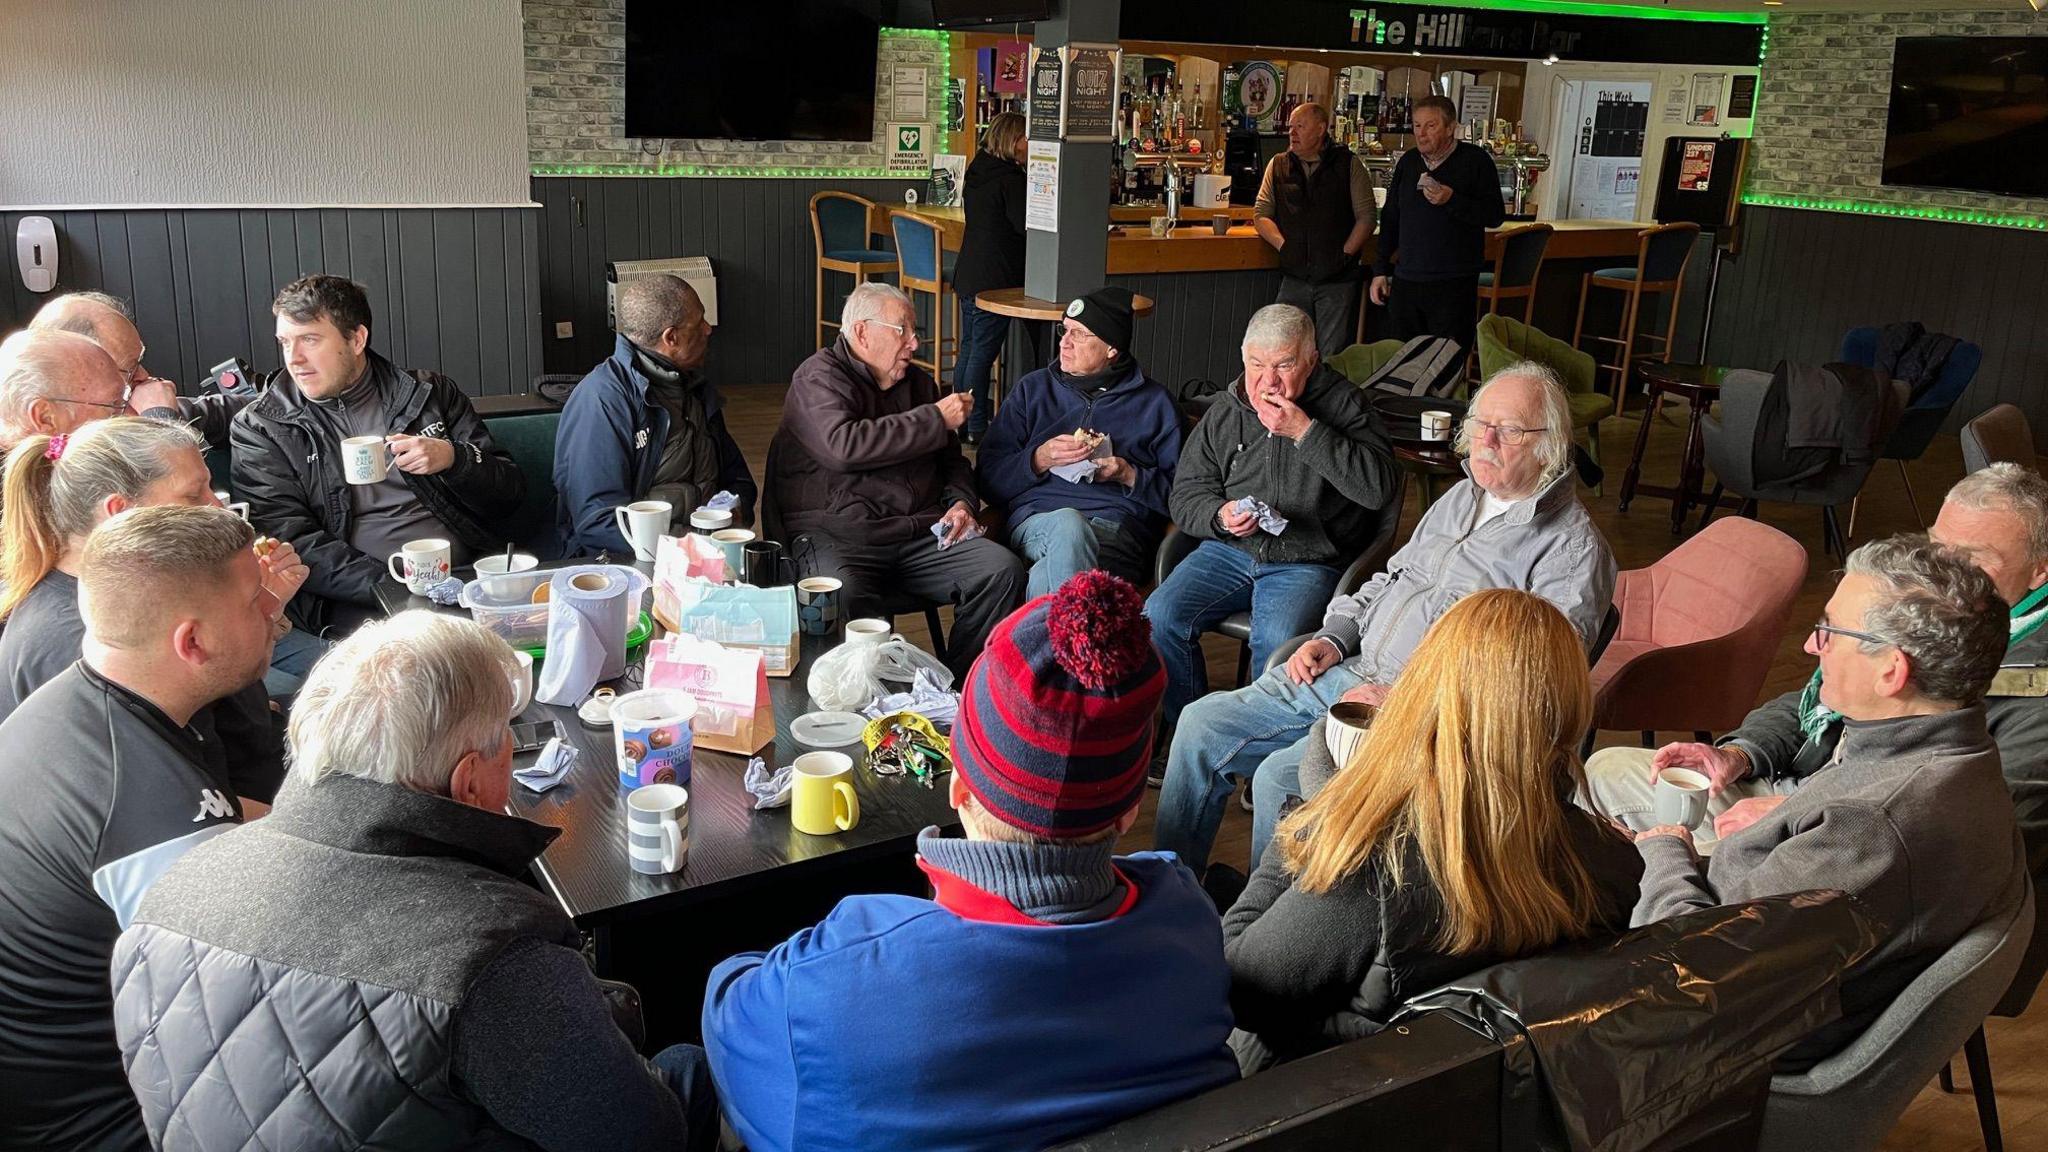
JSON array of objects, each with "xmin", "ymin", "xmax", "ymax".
[
  {"xmin": 0, "ymin": 0, "xmax": 530, "ymax": 207},
  {"xmin": 1520, "ymin": 60, "xmax": 1758, "ymax": 220}
]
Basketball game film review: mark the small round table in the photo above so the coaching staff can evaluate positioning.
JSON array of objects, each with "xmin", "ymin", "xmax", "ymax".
[
  {"xmin": 1394, "ymin": 444, "xmax": 1464, "ymax": 509},
  {"xmin": 1617, "ymin": 361, "xmax": 1739, "ymax": 534}
]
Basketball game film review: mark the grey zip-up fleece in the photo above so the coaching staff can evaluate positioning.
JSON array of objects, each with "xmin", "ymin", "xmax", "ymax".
[
  {"xmin": 1167, "ymin": 364, "xmax": 1399, "ymax": 567},
  {"xmin": 1315, "ymin": 466, "xmax": 1615, "ymax": 686}
]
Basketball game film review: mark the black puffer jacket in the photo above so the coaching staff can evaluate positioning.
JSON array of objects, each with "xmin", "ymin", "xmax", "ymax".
[
  {"xmin": 952, "ymin": 149, "xmax": 1027, "ymax": 303},
  {"xmin": 230, "ymin": 351, "xmax": 524, "ymax": 632},
  {"xmin": 1222, "ymin": 724, "xmax": 1643, "ymax": 1065}
]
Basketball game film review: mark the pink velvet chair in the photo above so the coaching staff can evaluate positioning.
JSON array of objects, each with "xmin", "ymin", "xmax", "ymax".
[{"xmin": 1587, "ymin": 518, "xmax": 1809, "ymax": 746}]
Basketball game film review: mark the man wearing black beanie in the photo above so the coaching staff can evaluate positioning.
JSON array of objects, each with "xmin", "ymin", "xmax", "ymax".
[{"xmin": 977, "ymin": 286, "xmax": 1184, "ymax": 599}]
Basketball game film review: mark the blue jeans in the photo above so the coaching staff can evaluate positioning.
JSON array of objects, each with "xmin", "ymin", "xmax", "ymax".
[
  {"xmin": 263, "ymin": 627, "xmax": 332, "ymax": 701},
  {"xmin": 1154, "ymin": 660, "xmax": 1363, "ymax": 873},
  {"xmin": 956, "ymin": 294, "xmax": 1009, "ymax": 435},
  {"xmin": 1008, "ymin": 509, "xmax": 1156, "ymax": 600},
  {"xmin": 652, "ymin": 1043, "xmax": 721, "ymax": 1152},
  {"xmin": 1145, "ymin": 540, "xmax": 1341, "ymax": 736}
]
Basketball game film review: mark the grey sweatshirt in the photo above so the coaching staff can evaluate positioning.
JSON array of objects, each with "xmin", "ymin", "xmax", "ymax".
[{"xmin": 1636, "ymin": 707, "xmax": 2027, "ymax": 985}]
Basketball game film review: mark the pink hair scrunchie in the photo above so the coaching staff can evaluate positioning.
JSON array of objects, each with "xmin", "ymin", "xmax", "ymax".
[{"xmin": 43, "ymin": 433, "xmax": 68, "ymax": 462}]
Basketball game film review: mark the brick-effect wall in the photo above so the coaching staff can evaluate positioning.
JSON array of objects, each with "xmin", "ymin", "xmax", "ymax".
[
  {"xmin": 525, "ymin": 0, "xmax": 947, "ymax": 172},
  {"xmin": 1752, "ymin": 9, "xmax": 2048, "ymax": 214}
]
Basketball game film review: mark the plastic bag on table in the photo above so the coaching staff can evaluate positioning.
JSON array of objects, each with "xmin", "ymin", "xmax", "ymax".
[{"xmin": 806, "ymin": 636, "xmax": 955, "ymax": 712}]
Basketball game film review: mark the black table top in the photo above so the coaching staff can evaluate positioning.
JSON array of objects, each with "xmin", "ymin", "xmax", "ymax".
[{"xmin": 377, "ymin": 565, "xmax": 960, "ymax": 926}]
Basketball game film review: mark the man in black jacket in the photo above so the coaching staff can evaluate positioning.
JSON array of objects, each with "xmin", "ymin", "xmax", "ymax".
[
  {"xmin": 1255, "ymin": 102, "xmax": 1377, "ymax": 358},
  {"xmin": 231, "ymin": 275, "xmax": 523, "ymax": 633},
  {"xmin": 1368, "ymin": 95, "xmax": 1505, "ymax": 360}
]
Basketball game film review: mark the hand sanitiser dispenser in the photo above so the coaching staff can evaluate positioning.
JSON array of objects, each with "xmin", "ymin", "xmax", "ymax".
[{"xmin": 17, "ymin": 217, "xmax": 57, "ymax": 293}]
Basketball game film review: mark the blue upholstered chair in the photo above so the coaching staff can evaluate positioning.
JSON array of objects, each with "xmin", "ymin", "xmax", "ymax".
[
  {"xmin": 889, "ymin": 209, "xmax": 959, "ymax": 388},
  {"xmin": 810, "ymin": 191, "xmax": 896, "ymax": 350},
  {"xmin": 1476, "ymin": 222, "xmax": 1552, "ymax": 325},
  {"xmin": 1838, "ymin": 324, "xmax": 1983, "ymax": 528},
  {"xmin": 1572, "ymin": 221, "xmax": 1701, "ymax": 414}
]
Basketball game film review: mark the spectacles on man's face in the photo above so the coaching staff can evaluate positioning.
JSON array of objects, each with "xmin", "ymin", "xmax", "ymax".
[
  {"xmin": 1810, "ymin": 619, "xmax": 1890, "ymax": 652},
  {"xmin": 1463, "ymin": 417, "xmax": 1548, "ymax": 447},
  {"xmin": 52, "ymin": 386, "xmax": 132, "ymax": 413},
  {"xmin": 865, "ymin": 319, "xmax": 918, "ymax": 340}
]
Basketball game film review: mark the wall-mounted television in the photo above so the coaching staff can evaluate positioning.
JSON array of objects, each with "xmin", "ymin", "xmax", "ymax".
[
  {"xmin": 931, "ymin": 0, "xmax": 1052, "ymax": 27},
  {"xmin": 1883, "ymin": 36, "xmax": 2048, "ymax": 198},
  {"xmin": 625, "ymin": 2, "xmax": 882, "ymax": 141}
]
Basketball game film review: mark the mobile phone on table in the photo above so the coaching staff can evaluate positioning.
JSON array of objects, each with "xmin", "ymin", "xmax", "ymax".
[{"xmin": 512, "ymin": 719, "xmax": 559, "ymax": 754}]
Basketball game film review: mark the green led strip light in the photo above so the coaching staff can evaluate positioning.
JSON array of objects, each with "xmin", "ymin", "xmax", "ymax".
[
  {"xmin": 1742, "ymin": 192, "xmax": 2048, "ymax": 232},
  {"xmin": 535, "ymin": 28, "xmax": 953, "ymax": 178},
  {"xmin": 1417, "ymin": 0, "xmax": 1766, "ymax": 23}
]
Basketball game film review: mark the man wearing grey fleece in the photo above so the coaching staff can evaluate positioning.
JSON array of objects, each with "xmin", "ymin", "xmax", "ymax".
[
  {"xmin": 1155, "ymin": 363, "xmax": 1613, "ymax": 873},
  {"xmin": 1633, "ymin": 535, "xmax": 2029, "ymax": 1063}
]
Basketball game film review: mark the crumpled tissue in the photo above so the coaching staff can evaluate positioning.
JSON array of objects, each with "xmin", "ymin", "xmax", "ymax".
[
  {"xmin": 515, "ymin": 737, "xmax": 578, "ymax": 793},
  {"xmin": 931, "ymin": 519, "xmax": 988, "ymax": 552},
  {"xmin": 1232, "ymin": 495, "xmax": 1290, "ymax": 536},
  {"xmin": 860, "ymin": 668, "xmax": 960, "ymax": 732},
  {"xmin": 743, "ymin": 756, "xmax": 791, "ymax": 809},
  {"xmin": 703, "ymin": 491, "xmax": 740, "ymax": 512},
  {"xmin": 1050, "ymin": 431, "xmax": 1114, "ymax": 484},
  {"xmin": 425, "ymin": 574, "xmax": 466, "ymax": 606}
]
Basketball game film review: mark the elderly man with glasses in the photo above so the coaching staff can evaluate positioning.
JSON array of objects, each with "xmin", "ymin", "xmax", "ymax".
[
  {"xmin": 30, "ymin": 291, "xmax": 256, "ymax": 452},
  {"xmin": 1628, "ymin": 533, "xmax": 2026, "ymax": 1066},
  {"xmin": 767, "ymin": 282, "xmax": 1025, "ymax": 680},
  {"xmin": 1589, "ymin": 464, "xmax": 2048, "ymax": 872},
  {"xmin": 1154, "ymin": 359, "xmax": 1615, "ymax": 876},
  {"xmin": 0, "ymin": 328, "xmax": 132, "ymax": 456}
]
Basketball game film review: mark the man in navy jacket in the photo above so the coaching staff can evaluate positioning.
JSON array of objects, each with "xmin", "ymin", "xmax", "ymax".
[
  {"xmin": 555, "ymin": 275, "xmax": 756, "ymax": 557},
  {"xmin": 977, "ymin": 287, "xmax": 1182, "ymax": 599},
  {"xmin": 703, "ymin": 573, "xmax": 1237, "ymax": 1152}
]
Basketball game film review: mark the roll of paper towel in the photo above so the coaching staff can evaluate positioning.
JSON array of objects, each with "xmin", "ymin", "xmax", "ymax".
[{"xmin": 535, "ymin": 564, "xmax": 649, "ymax": 706}]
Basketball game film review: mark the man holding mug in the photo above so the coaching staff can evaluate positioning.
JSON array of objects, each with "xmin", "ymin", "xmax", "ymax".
[{"xmin": 232, "ymin": 275, "xmax": 524, "ymax": 632}]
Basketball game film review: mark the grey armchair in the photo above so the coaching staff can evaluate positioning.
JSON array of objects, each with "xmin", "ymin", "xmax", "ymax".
[
  {"xmin": 1962, "ymin": 404, "xmax": 2037, "ymax": 474},
  {"xmin": 1758, "ymin": 884, "xmax": 2035, "ymax": 1152},
  {"xmin": 1698, "ymin": 369, "xmax": 1908, "ymax": 558}
]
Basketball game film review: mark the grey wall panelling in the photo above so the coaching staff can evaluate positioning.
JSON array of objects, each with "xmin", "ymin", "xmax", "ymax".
[{"xmin": 0, "ymin": 208, "xmax": 543, "ymax": 398}]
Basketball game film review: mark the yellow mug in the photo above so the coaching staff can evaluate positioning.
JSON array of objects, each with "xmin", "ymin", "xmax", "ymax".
[{"xmin": 791, "ymin": 751, "xmax": 860, "ymax": 835}]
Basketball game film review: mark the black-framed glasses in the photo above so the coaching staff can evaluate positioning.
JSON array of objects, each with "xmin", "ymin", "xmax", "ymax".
[
  {"xmin": 1463, "ymin": 417, "xmax": 1548, "ymax": 446},
  {"xmin": 1810, "ymin": 620, "xmax": 1890, "ymax": 651}
]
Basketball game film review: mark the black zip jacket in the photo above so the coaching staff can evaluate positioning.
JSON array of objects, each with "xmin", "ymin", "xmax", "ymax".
[{"xmin": 229, "ymin": 351, "xmax": 524, "ymax": 632}]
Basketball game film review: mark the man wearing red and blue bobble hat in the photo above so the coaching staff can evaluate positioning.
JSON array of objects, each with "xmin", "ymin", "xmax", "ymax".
[{"xmin": 702, "ymin": 572, "xmax": 1237, "ymax": 1152}]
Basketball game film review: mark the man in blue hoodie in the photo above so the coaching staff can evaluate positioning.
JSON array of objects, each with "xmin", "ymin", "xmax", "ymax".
[
  {"xmin": 977, "ymin": 287, "xmax": 1182, "ymax": 599},
  {"xmin": 702, "ymin": 572, "xmax": 1238, "ymax": 1152},
  {"xmin": 554, "ymin": 275, "xmax": 757, "ymax": 557}
]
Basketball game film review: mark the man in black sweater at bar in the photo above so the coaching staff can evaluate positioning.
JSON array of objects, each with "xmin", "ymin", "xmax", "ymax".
[{"xmin": 1368, "ymin": 94, "xmax": 1505, "ymax": 360}]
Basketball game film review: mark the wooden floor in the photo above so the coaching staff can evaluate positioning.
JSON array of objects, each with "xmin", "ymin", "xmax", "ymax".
[{"xmin": 722, "ymin": 383, "xmax": 2045, "ymax": 1151}]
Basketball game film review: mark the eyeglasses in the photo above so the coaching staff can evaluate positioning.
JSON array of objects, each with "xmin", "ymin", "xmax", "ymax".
[
  {"xmin": 1810, "ymin": 620, "xmax": 1890, "ymax": 652},
  {"xmin": 1463, "ymin": 417, "xmax": 1549, "ymax": 446},
  {"xmin": 51, "ymin": 387, "xmax": 131, "ymax": 413},
  {"xmin": 864, "ymin": 319, "xmax": 918, "ymax": 339}
]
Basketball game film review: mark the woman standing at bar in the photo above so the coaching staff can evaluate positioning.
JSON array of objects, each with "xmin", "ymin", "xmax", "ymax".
[{"xmin": 952, "ymin": 111, "xmax": 1028, "ymax": 445}]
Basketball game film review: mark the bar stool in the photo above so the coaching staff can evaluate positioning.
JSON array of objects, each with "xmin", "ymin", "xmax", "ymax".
[
  {"xmin": 1572, "ymin": 221, "xmax": 1700, "ymax": 414},
  {"xmin": 810, "ymin": 191, "xmax": 895, "ymax": 350},
  {"xmin": 1471, "ymin": 222, "xmax": 1552, "ymax": 379},
  {"xmin": 890, "ymin": 209, "xmax": 958, "ymax": 387}
]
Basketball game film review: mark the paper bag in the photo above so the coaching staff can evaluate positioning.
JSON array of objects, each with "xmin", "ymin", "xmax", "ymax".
[
  {"xmin": 652, "ymin": 577, "xmax": 800, "ymax": 676},
  {"xmin": 647, "ymin": 635, "xmax": 776, "ymax": 754},
  {"xmin": 655, "ymin": 533, "xmax": 730, "ymax": 606}
]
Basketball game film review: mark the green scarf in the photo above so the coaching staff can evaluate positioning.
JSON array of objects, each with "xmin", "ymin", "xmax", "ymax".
[{"xmin": 1797, "ymin": 581, "xmax": 2048, "ymax": 742}]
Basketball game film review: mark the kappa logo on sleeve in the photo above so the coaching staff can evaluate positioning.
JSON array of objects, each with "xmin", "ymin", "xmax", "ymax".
[{"xmin": 192, "ymin": 789, "xmax": 234, "ymax": 822}]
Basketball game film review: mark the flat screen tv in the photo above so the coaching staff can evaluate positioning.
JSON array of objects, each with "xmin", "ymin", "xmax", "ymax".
[
  {"xmin": 625, "ymin": 2, "xmax": 883, "ymax": 141},
  {"xmin": 1883, "ymin": 36, "xmax": 2048, "ymax": 198},
  {"xmin": 931, "ymin": 0, "xmax": 1052, "ymax": 26}
]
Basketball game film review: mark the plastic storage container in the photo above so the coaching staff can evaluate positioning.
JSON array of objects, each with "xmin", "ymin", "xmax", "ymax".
[{"xmin": 459, "ymin": 570, "xmax": 554, "ymax": 649}]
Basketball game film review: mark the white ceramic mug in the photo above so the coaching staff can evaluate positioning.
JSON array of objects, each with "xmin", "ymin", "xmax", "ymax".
[
  {"xmin": 689, "ymin": 508, "xmax": 733, "ymax": 532},
  {"xmin": 626, "ymin": 783, "xmax": 689, "ymax": 875},
  {"xmin": 213, "ymin": 491, "xmax": 250, "ymax": 521},
  {"xmin": 1654, "ymin": 767, "xmax": 1713, "ymax": 829},
  {"xmin": 1323, "ymin": 701, "xmax": 1375, "ymax": 771},
  {"xmin": 387, "ymin": 538, "xmax": 452, "ymax": 595},
  {"xmin": 613, "ymin": 500, "xmax": 673, "ymax": 563},
  {"xmin": 1420, "ymin": 410, "xmax": 1453, "ymax": 441},
  {"xmin": 474, "ymin": 552, "xmax": 540, "ymax": 576},
  {"xmin": 508, "ymin": 650, "xmax": 533, "ymax": 719},
  {"xmin": 844, "ymin": 617, "xmax": 892, "ymax": 646},
  {"xmin": 341, "ymin": 435, "xmax": 390, "ymax": 484}
]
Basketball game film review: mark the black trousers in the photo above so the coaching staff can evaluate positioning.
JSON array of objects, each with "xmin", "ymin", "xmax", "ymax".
[
  {"xmin": 792, "ymin": 530, "xmax": 1028, "ymax": 680},
  {"xmin": 1389, "ymin": 275, "xmax": 1480, "ymax": 362}
]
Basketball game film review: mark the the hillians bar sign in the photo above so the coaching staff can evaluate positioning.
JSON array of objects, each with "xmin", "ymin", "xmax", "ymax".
[
  {"xmin": 1349, "ymin": 7, "xmax": 1583, "ymax": 56},
  {"xmin": 1117, "ymin": 0, "xmax": 1764, "ymax": 67}
]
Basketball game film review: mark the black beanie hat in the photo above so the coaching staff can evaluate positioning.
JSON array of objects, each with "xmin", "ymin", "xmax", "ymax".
[{"xmin": 1063, "ymin": 286, "xmax": 1137, "ymax": 362}]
